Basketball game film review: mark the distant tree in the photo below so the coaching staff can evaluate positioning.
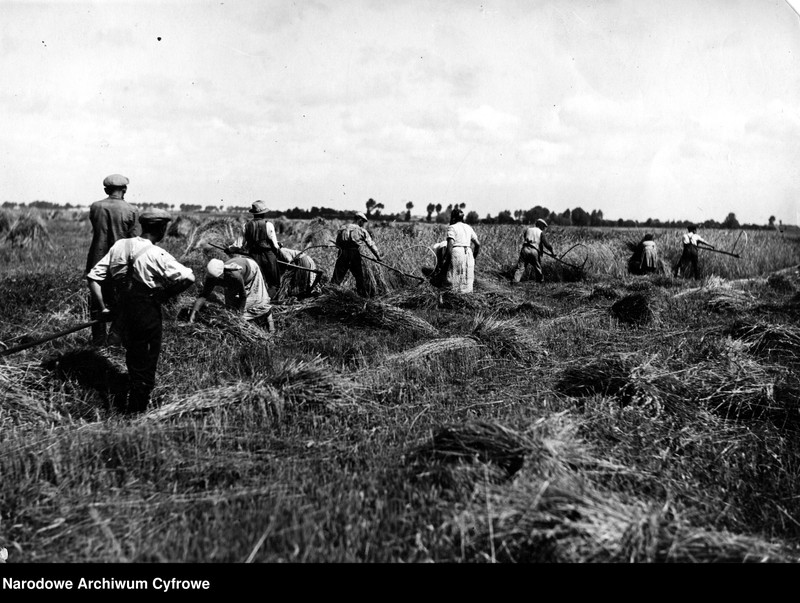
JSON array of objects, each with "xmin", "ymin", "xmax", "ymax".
[
  {"xmin": 405, "ymin": 201, "xmax": 414, "ymax": 222},
  {"xmin": 524, "ymin": 205, "xmax": 550, "ymax": 225},
  {"xmin": 179, "ymin": 204, "xmax": 202, "ymax": 212},
  {"xmin": 366, "ymin": 198, "xmax": 377, "ymax": 216},
  {"xmin": 2, "ymin": 201, "xmax": 18, "ymax": 208},
  {"xmin": 459, "ymin": 202, "xmax": 466, "ymax": 209},
  {"xmin": 373, "ymin": 202, "xmax": 385, "ymax": 216},
  {"xmin": 435, "ymin": 203, "xmax": 442, "ymax": 216},
  {"xmin": 570, "ymin": 207, "xmax": 590, "ymax": 227},
  {"xmin": 496, "ymin": 210, "xmax": 515, "ymax": 224},
  {"xmin": 426, "ymin": 203, "xmax": 435, "ymax": 222},
  {"xmin": 560, "ymin": 208, "xmax": 572, "ymax": 226},
  {"xmin": 465, "ymin": 211, "xmax": 480, "ymax": 225},
  {"xmin": 722, "ymin": 212, "xmax": 740, "ymax": 229},
  {"xmin": 590, "ymin": 209, "xmax": 604, "ymax": 226}
]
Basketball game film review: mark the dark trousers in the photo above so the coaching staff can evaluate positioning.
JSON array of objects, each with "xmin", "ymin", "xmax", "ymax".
[
  {"xmin": 251, "ymin": 249, "xmax": 281, "ymax": 294},
  {"xmin": 331, "ymin": 248, "xmax": 372, "ymax": 297},
  {"xmin": 120, "ymin": 292, "xmax": 162, "ymax": 412},
  {"xmin": 673, "ymin": 245, "xmax": 699, "ymax": 279},
  {"xmin": 513, "ymin": 246, "xmax": 543, "ymax": 282}
]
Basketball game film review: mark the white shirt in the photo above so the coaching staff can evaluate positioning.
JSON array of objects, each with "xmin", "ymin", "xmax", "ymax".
[
  {"xmin": 446, "ymin": 222, "xmax": 479, "ymax": 247},
  {"xmin": 86, "ymin": 236, "xmax": 193, "ymax": 289},
  {"xmin": 682, "ymin": 232, "xmax": 707, "ymax": 246}
]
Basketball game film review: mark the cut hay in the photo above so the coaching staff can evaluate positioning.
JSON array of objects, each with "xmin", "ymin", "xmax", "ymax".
[
  {"xmin": 406, "ymin": 420, "xmax": 535, "ymax": 481},
  {"xmin": 767, "ymin": 273, "xmax": 796, "ymax": 294},
  {"xmin": 469, "ymin": 313, "xmax": 541, "ymax": 360},
  {"xmin": 298, "ymin": 287, "xmax": 439, "ymax": 337},
  {"xmin": 178, "ymin": 304, "xmax": 273, "ymax": 346},
  {"xmin": 386, "ymin": 336, "xmax": 481, "ymax": 363},
  {"xmin": 587, "ymin": 284, "xmax": 621, "ymax": 301},
  {"xmin": 268, "ymin": 355, "xmax": 358, "ymax": 407},
  {"xmin": 166, "ymin": 214, "xmax": 203, "ymax": 238},
  {"xmin": 298, "ymin": 217, "xmax": 334, "ymax": 249},
  {"xmin": 179, "ymin": 216, "xmax": 245, "ymax": 257},
  {"xmin": 498, "ymin": 300, "xmax": 555, "ymax": 318},
  {"xmin": 1, "ymin": 210, "xmax": 52, "ymax": 248},
  {"xmin": 729, "ymin": 320, "xmax": 800, "ymax": 360},
  {"xmin": 705, "ymin": 288, "xmax": 756, "ymax": 313},
  {"xmin": 143, "ymin": 381, "xmax": 283, "ymax": 422},
  {"xmin": 610, "ymin": 292, "xmax": 657, "ymax": 326},
  {"xmin": 556, "ymin": 353, "xmax": 640, "ymax": 402},
  {"xmin": 383, "ymin": 283, "xmax": 442, "ymax": 311}
]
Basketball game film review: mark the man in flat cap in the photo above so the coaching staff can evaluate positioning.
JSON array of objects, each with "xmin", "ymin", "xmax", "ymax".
[
  {"xmin": 513, "ymin": 218, "xmax": 554, "ymax": 284},
  {"xmin": 85, "ymin": 173, "xmax": 139, "ymax": 346},
  {"xmin": 86, "ymin": 208, "xmax": 195, "ymax": 413},
  {"xmin": 331, "ymin": 211, "xmax": 382, "ymax": 297},
  {"xmin": 240, "ymin": 200, "xmax": 282, "ymax": 298}
]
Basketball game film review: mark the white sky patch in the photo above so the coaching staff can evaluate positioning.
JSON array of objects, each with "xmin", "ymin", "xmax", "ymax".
[{"xmin": 1, "ymin": 0, "xmax": 799, "ymax": 224}]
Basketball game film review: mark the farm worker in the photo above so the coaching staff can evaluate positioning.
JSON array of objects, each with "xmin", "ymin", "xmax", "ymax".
[
  {"xmin": 86, "ymin": 209, "xmax": 195, "ymax": 413},
  {"xmin": 241, "ymin": 200, "xmax": 282, "ymax": 298},
  {"xmin": 278, "ymin": 247, "xmax": 322, "ymax": 299},
  {"xmin": 85, "ymin": 173, "xmax": 139, "ymax": 347},
  {"xmin": 331, "ymin": 211, "xmax": 382, "ymax": 298},
  {"xmin": 638, "ymin": 234, "xmax": 659, "ymax": 274},
  {"xmin": 188, "ymin": 256, "xmax": 275, "ymax": 332},
  {"xmin": 512, "ymin": 218, "xmax": 553, "ymax": 283},
  {"xmin": 426, "ymin": 240, "xmax": 448, "ymax": 287},
  {"xmin": 673, "ymin": 224, "xmax": 714, "ymax": 279},
  {"xmin": 440, "ymin": 207, "xmax": 481, "ymax": 293}
]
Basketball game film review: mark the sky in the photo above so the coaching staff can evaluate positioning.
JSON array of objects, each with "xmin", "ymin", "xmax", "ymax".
[{"xmin": 2, "ymin": 0, "xmax": 799, "ymax": 225}]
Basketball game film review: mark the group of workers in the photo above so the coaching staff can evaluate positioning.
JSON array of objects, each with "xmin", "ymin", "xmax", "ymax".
[{"xmin": 83, "ymin": 173, "xmax": 719, "ymax": 413}]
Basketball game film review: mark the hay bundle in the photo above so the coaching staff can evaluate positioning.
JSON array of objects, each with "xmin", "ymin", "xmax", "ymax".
[
  {"xmin": 767, "ymin": 273, "xmax": 796, "ymax": 293},
  {"xmin": 267, "ymin": 355, "xmax": 357, "ymax": 407},
  {"xmin": 181, "ymin": 216, "xmax": 244, "ymax": 256},
  {"xmin": 587, "ymin": 285, "xmax": 621, "ymax": 301},
  {"xmin": 729, "ymin": 320, "xmax": 800, "ymax": 360},
  {"xmin": 300, "ymin": 287, "xmax": 438, "ymax": 337},
  {"xmin": 498, "ymin": 300, "xmax": 555, "ymax": 318},
  {"xmin": 2, "ymin": 211, "xmax": 52, "ymax": 248},
  {"xmin": 143, "ymin": 381, "xmax": 283, "ymax": 422},
  {"xmin": 383, "ymin": 283, "xmax": 442, "ymax": 311},
  {"xmin": 706, "ymin": 289, "xmax": 755, "ymax": 313},
  {"xmin": 166, "ymin": 214, "xmax": 202, "ymax": 238},
  {"xmin": 299, "ymin": 217, "xmax": 334, "ymax": 249},
  {"xmin": 469, "ymin": 313, "xmax": 541, "ymax": 360},
  {"xmin": 611, "ymin": 292, "xmax": 657, "ymax": 326},
  {"xmin": 556, "ymin": 354, "xmax": 639, "ymax": 402},
  {"xmin": 179, "ymin": 304, "xmax": 273, "ymax": 346},
  {"xmin": 406, "ymin": 420, "xmax": 535, "ymax": 481},
  {"xmin": 386, "ymin": 336, "xmax": 481, "ymax": 363}
]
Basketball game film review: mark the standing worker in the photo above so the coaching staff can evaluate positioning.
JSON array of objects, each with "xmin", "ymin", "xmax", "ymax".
[
  {"xmin": 673, "ymin": 224, "xmax": 714, "ymax": 279},
  {"xmin": 86, "ymin": 209, "xmax": 195, "ymax": 413},
  {"xmin": 188, "ymin": 254, "xmax": 275, "ymax": 332},
  {"xmin": 512, "ymin": 218, "xmax": 553, "ymax": 284},
  {"xmin": 242, "ymin": 200, "xmax": 282, "ymax": 297},
  {"xmin": 440, "ymin": 207, "xmax": 480, "ymax": 293},
  {"xmin": 85, "ymin": 174, "xmax": 138, "ymax": 346},
  {"xmin": 331, "ymin": 212, "xmax": 382, "ymax": 297}
]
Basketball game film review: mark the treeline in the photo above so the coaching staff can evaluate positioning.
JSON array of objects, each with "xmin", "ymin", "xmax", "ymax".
[{"xmin": 1, "ymin": 200, "xmax": 786, "ymax": 230}]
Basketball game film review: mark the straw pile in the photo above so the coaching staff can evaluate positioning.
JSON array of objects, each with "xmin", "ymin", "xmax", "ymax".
[
  {"xmin": 767, "ymin": 273, "xmax": 796, "ymax": 293},
  {"xmin": 179, "ymin": 217, "xmax": 244, "ymax": 256},
  {"xmin": 166, "ymin": 214, "xmax": 202, "ymax": 238},
  {"xmin": 1, "ymin": 210, "xmax": 52, "ymax": 248},
  {"xmin": 143, "ymin": 381, "xmax": 283, "ymax": 422},
  {"xmin": 469, "ymin": 313, "xmax": 541, "ymax": 360},
  {"xmin": 587, "ymin": 284, "xmax": 621, "ymax": 301},
  {"xmin": 178, "ymin": 304, "xmax": 273, "ymax": 346},
  {"xmin": 298, "ymin": 287, "xmax": 439, "ymax": 337},
  {"xmin": 267, "ymin": 355, "xmax": 358, "ymax": 408},
  {"xmin": 556, "ymin": 354, "xmax": 640, "ymax": 403},
  {"xmin": 729, "ymin": 320, "xmax": 800, "ymax": 360},
  {"xmin": 706, "ymin": 288, "xmax": 755, "ymax": 313},
  {"xmin": 611, "ymin": 292, "xmax": 658, "ymax": 326},
  {"xmin": 386, "ymin": 336, "xmax": 481, "ymax": 363},
  {"xmin": 405, "ymin": 420, "xmax": 536, "ymax": 487},
  {"xmin": 498, "ymin": 300, "xmax": 555, "ymax": 318},
  {"xmin": 299, "ymin": 217, "xmax": 334, "ymax": 249}
]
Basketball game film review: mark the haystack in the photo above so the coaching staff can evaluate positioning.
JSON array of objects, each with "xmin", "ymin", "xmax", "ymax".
[
  {"xmin": 267, "ymin": 355, "xmax": 358, "ymax": 408},
  {"xmin": 144, "ymin": 381, "xmax": 283, "ymax": 423},
  {"xmin": 299, "ymin": 287, "xmax": 438, "ymax": 337},
  {"xmin": 406, "ymin": 420, "xmax": 535, "ymax": 485},
  {"xmin": 728, "ymin": 320, "xmax": 800, "ymax": 360},
  {"xmin": 1, "ymin": 211, "xmax": 52, "ymax": 248},
  {"xmin": 469, "ymin": 313, "xmax": 540, "ymax": 360},
  {"xmin": 610, "ymin": 292, "xmax": 658, "ymax": 326}
]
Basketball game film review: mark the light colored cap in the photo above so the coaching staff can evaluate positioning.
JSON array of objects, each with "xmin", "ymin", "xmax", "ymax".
[
  {"xmin": 249, "ymin": 200, "xmax": 269, "ymax": 214},
  {"xmin": 535, "ymin": 218, "xmax": 548, "ymax": 228},
  {"xmin": 139, "ymin": 208, "xmax": 172, "ymax": 223},
  {"xmin": 103, "ymin": 174, "xmax": 129, "ymax": 187},
  {"xmin": 355, "ymin": 211, "xmax": 368, "ymax": 221},
  {"xmin": 206, "ymin": 259, "xmax": 225, "ymax": 279}
]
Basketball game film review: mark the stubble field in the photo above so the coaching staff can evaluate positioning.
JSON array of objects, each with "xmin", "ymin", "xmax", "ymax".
[{"xmin": 2, "ymin": 209, "xmax": 800, "ymax": 563}]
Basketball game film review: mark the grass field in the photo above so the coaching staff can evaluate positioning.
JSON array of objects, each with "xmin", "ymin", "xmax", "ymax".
[{"xmin": 2, "ymin": 209, "xmax": 800, "ymax": 563}]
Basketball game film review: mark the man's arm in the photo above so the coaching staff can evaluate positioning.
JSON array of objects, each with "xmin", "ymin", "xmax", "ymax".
[
  {"xmin": 188, "ymin": 280, "xmax": 216, "ymax": 322},
  {"xmin": 227, "ymin": 271, "xmax": 247, "ymax": 313},
  {"xmin": 362, "ymin": 230, "xmax": 381, "ymax": 260},
  {"xmin": 86, "ymin": 278, "xmax": 112, "ymax": 321},
  {"xmin": 541, "ymin": 233, "xmax": 554, "ymax": 255}
]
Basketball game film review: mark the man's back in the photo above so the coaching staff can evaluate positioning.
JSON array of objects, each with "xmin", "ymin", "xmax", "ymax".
[{"xmin": 86, "ymin": 197, "xmax": 138, "ymax": 272}]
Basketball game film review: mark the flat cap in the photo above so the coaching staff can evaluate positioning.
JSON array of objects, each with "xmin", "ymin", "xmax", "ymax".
[
  {"xmin": 102, "ymin": 174, "xmax": 129, "ymax": 187},
  {"xmin": 354, "ymin": 211, "xmax": 368, "ymax": 222},
  {"xmin": 535, "ymin": 218, "xmax": 548, "ymax": 228},
  {"xmin": 139, "ymin": 208, "xmax": 173, "ymax": 223},
  {"xmin": 249, "ymin": 200, "xmax": 269, "ymax": 214}
]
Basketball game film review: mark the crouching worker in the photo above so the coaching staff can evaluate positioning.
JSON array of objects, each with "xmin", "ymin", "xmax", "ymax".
[
  {"xmin": 278, "ymin": 247, "xmax": 322, "ymax": 299},
  {"xmin": 188, "ymin": 255, "xmax": 275, "ymax": 332},
  {"xmin": 86, "ymin": 209, "xmax": 195, "ymax": 413}
]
